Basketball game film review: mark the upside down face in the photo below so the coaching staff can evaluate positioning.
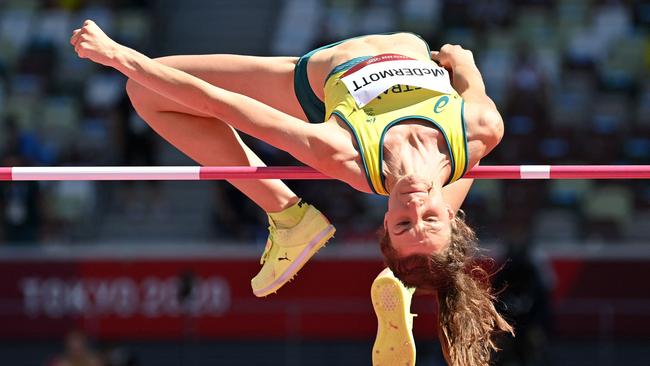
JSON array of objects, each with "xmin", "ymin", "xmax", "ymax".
[{"xmin": 384, "ymin": 175, "xmax": 453, "ymax": 257}]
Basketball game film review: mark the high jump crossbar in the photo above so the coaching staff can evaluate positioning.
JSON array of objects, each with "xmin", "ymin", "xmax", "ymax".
[{"xmin": 0, "ymin": 165, "xmax": 649, "ymax": 181}]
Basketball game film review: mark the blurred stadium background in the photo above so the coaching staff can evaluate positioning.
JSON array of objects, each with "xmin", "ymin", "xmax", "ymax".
[{"xmin": 0, "ymin": 0, "xmax": 649, "ymax": 365}]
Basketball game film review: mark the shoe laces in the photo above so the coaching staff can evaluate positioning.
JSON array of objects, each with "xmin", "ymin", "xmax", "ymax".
[{"xmin": 260, "ymin": 224, "xmax": 277, "ymax": 264}]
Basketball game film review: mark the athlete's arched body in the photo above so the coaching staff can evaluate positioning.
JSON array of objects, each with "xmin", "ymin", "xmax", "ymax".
[{"xmin": 71, "ymin": 21, "xmax": 511, "ymax": 365}]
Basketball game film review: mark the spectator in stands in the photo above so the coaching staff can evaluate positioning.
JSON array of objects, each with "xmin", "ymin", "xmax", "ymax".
[
  {"xmin": 493, "ymin": 226, "xmax": 554, "ymax": 366},
  {"xmin": 506, "ymin": 44, "xmax": 549, "ymax": 135},
  {"xmin": 0, "ymin": 116, "xmax": 43, "ymax": 243},
  {"xmin": 101, "ymin": 345, "xmax": 140, "ymax": 366},
  {"xmin": 2, "ymin": 116, "xmax": 51, "ymax": 166},
  {"xmin": 49, "ymin": 330, "xmax": 102, "ymax": 366},
  {"xmin": 210, "ymin": 183, "xmax": 265, "ymax": 241}
]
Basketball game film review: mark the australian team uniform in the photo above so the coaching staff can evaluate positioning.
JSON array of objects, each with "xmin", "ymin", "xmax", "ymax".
[{"xmin": 294, "ymin": 35, "xmax": 469, "ymax": 195}]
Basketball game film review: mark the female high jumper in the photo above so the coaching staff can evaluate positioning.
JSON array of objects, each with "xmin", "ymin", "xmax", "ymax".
[{"xmin": 71, "ymin": 20, "xmax": 512, "ymax": 365}]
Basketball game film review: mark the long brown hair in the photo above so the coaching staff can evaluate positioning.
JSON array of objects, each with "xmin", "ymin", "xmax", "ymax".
[{"xmin": 379, "ymin": 211, "xmax": 513, "ymax": 366}]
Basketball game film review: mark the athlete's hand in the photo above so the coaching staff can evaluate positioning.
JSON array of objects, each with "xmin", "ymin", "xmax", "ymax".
[
  {"xmin": 431, "ymin": 44, "xmax": 475, "ymax": 69},
  {"xmin": 70, "ymin": 20, "xmax": 121, "ymax": 67}
]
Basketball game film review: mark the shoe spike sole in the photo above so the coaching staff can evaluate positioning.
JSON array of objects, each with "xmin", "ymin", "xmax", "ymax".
[{"xmin": 371, "ymin": 277, "xmax": 416, "ymax": 366}]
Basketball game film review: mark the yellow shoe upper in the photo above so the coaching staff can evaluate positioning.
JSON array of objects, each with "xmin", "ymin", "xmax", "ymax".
[{"xmin": 252, "ymin": 205, "xmax": 335, "ymax": 296}]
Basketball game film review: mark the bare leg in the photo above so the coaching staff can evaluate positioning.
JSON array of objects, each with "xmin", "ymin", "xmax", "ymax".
[
  {"xmin": 126, "ymin": 55, "xmax": 305, "ymax": 212},
  {"xmin": 125, "ymin": 55, "xmax": 335, "ymax": 298}
]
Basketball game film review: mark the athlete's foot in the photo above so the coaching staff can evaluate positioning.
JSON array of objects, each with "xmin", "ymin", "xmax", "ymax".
[
  {"xmin": 251, "ymin": 204, "xmax": 335, "ymax": 297},
  {"xmin": 371, "ymin": 268, "xmax": 417, "ymax": 366}
]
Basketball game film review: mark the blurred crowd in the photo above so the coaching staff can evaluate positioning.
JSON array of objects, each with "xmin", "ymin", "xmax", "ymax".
[
  {"xmin": 0, "ymin": 0, "xmax": 649, "ymax": 245},
  {"xmin": 46, "ymin": 330, "xmax": 139, "ymax": 366},
  {"xmin": 0, "ymin": 0, "xmax": 156, "ymax": 244}
]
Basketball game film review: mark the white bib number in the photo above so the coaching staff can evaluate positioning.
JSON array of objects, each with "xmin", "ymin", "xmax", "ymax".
[{"xmin": 340, "ymin": 54, "xmax": 453, "ymax": 107}]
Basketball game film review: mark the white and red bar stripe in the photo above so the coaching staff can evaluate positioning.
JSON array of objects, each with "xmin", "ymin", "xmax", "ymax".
[
  {"xmin": 466, "ymin": 165, "xmax": 650, "ymax": 180},
  {"xmin": 0, "ymin": 165, "xmax": 649, "ymax": 181},
  {"xmin": 7, "ymin": 167, "xmax": 201, "ymax": 181}
]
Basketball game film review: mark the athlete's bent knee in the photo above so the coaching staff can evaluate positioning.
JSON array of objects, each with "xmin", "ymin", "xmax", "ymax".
[
  {"xmin": 125, "ymin": 78, "xmax": 143, "ymax": 102},
  {"xmin": 125, "ymin": 79, "xmax": 159, "ymax": 122},
  {"xmin": 125, "ymin": 79, "xmax": 156, "ymax": 114}
]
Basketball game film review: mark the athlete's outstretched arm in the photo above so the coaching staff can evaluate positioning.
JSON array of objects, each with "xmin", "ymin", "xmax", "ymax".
[
  {"xmin": 70, "ymin": 20, "xmax": 329, "ymax": 171},
  {"xmin": 441, "ymin": 161, "xmax": 479, "ymax": 214},
  {"xmin": 442, "ymin": 178, "xmax": 474, "ymax": 214},
  {"xmin": 433, "ymin": 45, "xmax": 504, "ymax": 154}
]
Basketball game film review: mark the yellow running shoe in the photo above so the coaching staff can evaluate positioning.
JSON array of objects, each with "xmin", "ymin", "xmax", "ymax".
[
  {"xmin": 251, "ymin": 205, "xmax": 335, "ymax": 297},
  {"xmin": 371, "ymin": 267, "xmax": 417, "ymax": 366}
]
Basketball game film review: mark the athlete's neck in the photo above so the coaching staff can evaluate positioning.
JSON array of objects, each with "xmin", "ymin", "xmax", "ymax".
[{"xmin": 382, "ymin": 122, "xmax": 451, "ymax": 193}]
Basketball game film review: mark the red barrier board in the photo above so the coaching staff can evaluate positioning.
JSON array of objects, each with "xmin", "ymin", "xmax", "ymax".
[{"xmin": 1, "ymin": 256, "xmax": 649, "ymax": 340}]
